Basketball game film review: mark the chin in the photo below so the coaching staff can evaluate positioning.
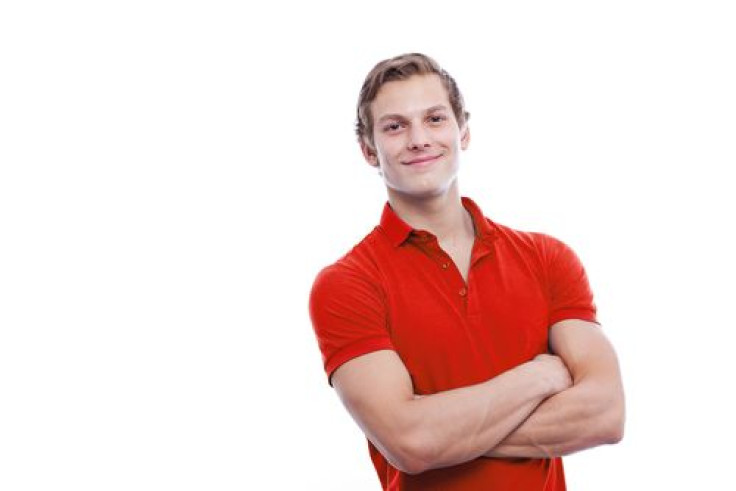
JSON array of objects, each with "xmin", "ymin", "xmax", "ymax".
[{"xmin": 391, "ymin": 184, "xmax": 454, "ymax": 201}]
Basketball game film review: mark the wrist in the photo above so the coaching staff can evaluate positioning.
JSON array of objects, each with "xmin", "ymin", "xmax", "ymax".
[{"xmin": 517, "ymin": 360, "xmax": 558, "ymax": 398}]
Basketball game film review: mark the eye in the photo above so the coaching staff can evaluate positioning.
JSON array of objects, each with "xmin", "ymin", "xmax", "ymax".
[
  {"xmin": 382, "ymin": 122, "xmax": 404, "ymax": 133},
  {"xmin": 428, "ymin": 114, "xmax": 447, "ymax": 124}
]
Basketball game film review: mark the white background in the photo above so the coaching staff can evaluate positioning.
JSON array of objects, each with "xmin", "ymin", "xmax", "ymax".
[{"xmin": 2, "ymin": 1, "xmax": 735, "ymax": 489}]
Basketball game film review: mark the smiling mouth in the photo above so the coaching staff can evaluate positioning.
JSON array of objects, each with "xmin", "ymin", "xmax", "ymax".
[{"xmin": 403, "ymin": 154, "xmax": 443, "ymax": 166}]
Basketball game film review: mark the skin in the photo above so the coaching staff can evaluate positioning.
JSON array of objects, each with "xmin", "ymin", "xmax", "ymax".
[
  {"xmin": 332, "ymin": 73, "xmax": 625, "ymax": 474},
  {"xmin": 360, "ymin": 74, "xmax": 474, "ymax": 276},
  {"xmin": 486, "ymin": 319, "xmax": 625, "ymax": 458}
]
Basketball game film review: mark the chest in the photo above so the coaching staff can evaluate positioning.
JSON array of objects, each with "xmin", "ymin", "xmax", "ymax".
[{"xmin": 382, "ymin": 243, "xmax": 550, "ymax": 393}]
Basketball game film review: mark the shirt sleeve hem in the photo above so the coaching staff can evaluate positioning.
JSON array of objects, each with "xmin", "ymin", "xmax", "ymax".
[
  {"xmin": 325, "ymin": 338, "xmax": 396, "ymax": 387},
  {"xmin": 549, "ymin": 309, "xmax": 599, "ymax": 327}
]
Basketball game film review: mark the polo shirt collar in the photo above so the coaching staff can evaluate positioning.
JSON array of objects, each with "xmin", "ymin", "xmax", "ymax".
[{"xmin": 379, "ymin": 196, "xmax": 497, "ymax": 248}]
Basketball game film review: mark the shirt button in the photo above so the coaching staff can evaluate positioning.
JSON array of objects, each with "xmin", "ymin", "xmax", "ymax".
[
  {"xmin": 442, "ymin": 262, "xmax": 449, "ymax": 269},
  {"xmin": 459, "ymin": 287, "xmax": 467, "ymax": 297}
]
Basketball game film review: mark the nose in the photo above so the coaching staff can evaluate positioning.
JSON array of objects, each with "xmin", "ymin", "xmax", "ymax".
[{"xmin": 407, "ymin": 123, "xmax": 431, "ymax": 150}]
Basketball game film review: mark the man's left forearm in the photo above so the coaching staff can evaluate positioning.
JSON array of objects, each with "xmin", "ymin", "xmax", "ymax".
[
  {"xmin": 484, "ymin": 377, "xmax": 624, "ymax": 458},
  {"xmin": 485, "ymin": 319, "xmax": 626, "ymax": 459}
]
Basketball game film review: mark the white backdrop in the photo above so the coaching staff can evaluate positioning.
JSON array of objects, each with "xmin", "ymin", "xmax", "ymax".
[{"xmin": 2, "ymin": 1, "xmax": 735, "ymax": 489}]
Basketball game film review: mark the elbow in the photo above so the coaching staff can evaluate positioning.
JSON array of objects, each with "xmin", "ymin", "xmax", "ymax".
[
  {"xmin": 606, "ymin": 405, "xmax": 625, "ymax": 445},
  {"xmin": 395, "ymin": 458, "xmax": 430, "ymax": 476},
  {"xmin": 577, "ymin": 389, "xmax": 624, "ymax": 450},
  {"xmin": 600, "ymin": 418, "xmax": 624, "ymax": 446},
  {"xmin": 389, "ymin": 432, "xmax": 435, "ymax": 475},
  {"xmin": 380, "ymin": 421, "xmax": 443, "ymax": 475},
  {"xmin": 599, "ymin": 398, "xmax": 625, "ymax": 445},
  {"xmin": 365, "ymin": 399, "xmax": 438, "ymax": 475}
]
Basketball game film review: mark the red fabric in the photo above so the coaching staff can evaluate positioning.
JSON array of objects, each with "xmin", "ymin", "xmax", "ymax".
[{"xmin": 309, "ymin": 197, "xmax": 597, "ymax": 490}]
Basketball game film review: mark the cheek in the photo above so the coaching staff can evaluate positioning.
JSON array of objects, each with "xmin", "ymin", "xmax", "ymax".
[
  {"xmin": 440, "ymin": 129, "xmax": 462, "ymax": 146},
  {"xmin": 376, "ymin": 140, "xmax": 403, "ymax": 164}
]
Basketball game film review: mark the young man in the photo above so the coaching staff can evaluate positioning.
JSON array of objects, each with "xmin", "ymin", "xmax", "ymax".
[{"xmin": 309, "ymin": 53, "xmax": 625, "ymax": 490}]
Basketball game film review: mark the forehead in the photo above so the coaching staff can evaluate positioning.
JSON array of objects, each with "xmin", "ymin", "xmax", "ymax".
[{"xmin": 371, "ymin": 74, "xmax": 451, "ymax": 120}]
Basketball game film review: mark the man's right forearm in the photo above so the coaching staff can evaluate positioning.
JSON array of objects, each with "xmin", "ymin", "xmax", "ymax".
[{"xmin": 399, "ymin": 356, "xmax": 568, "ymax": 473}]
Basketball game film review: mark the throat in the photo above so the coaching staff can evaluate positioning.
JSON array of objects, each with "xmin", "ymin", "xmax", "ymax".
[
  {"xmin": 436, "ymin": 207, "xmax": 476, "ymax": 283},
  {"xmin": 440, "ymin": 235, "xmax": 474, "ymax": 283}
]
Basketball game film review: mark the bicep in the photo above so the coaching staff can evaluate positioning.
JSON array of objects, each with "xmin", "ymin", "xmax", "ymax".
[
  {"xmin": 331, "ymin": 350, "xmax": 418, "ymax": 466},
  {"xmin": 548, "ymin": 319, "xmax": 622, "ymax": 384},
  {"xmin": 332, "ymin": 349, "xmax": 415, "ymax": 434}
]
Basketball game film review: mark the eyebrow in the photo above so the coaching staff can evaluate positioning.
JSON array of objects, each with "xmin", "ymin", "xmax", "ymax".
[{"xmin": 376, "ymin": 105, "xmax": 450, "ymax": 123}]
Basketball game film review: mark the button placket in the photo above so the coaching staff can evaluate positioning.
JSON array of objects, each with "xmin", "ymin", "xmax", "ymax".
[
  {"xmin": 435, "ymin": 248, "xmax": 468, "ymax": 308},
  {"xmin": 416, "ymin": 232, "xmax": 470, "ymax": 311}
]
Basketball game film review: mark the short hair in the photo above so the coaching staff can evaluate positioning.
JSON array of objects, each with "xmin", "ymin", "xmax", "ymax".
[{"xmin": 355, "ymin": 53, "xmax": 470, "ymax": 149}]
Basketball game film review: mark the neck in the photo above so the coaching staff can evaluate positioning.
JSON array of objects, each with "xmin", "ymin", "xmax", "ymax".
[{"xmin": 387, "ymin": 181, "xmax": 474, "ymax": 242}]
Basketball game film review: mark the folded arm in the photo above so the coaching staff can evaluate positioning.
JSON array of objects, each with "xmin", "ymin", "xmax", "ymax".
[
  {"xmin": 331, "ymin": 350, "xmax": 571, "ymax": 475},
  {"xmin": 485, "ymin": 319, "xmax": 625, "ymax": 459}
]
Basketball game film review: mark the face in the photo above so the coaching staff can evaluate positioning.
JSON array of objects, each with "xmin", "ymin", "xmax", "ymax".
[{"xmin": 361, "ymin": 74, "xmax": 470, "ymax": 202}]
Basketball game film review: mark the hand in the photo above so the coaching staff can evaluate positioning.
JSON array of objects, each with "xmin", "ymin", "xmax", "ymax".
[{"xmin": 528, "ymin": 354, "xmax": 573, "ymax": 395}]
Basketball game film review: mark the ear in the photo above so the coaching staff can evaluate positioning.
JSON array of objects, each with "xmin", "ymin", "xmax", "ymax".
[
  {"xmin": 460, "ymin": 125, "xmax": 471, "ymax": 150},
  {"xmin": 360, "ymin": 138, "xmax": 380, "ymax": 167}
]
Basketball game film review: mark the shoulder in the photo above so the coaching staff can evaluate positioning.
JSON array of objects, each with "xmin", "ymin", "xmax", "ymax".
[
  {"xmin": 310, "ymin": 227, "xmax": 388, "ymax": 301},
  {"xmin": 490, "ymin": 220, "xmax": 572, "ymax": 261},
  {"xmin": 486, "ymin": 221, "xmax": 590, "ymax": 290}
]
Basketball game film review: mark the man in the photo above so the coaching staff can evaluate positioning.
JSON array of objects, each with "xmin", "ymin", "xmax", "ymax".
[{"xmin": 309, "ymin": 53, "xmax": 624, "ymax": 490}]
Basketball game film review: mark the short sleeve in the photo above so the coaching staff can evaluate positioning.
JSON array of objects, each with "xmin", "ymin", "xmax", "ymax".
[
  {"xmin": 308, "ymin": 264, "xmax": 395, "ymax": 386},
  {"xmin": 540, "ymin": 235, "xmax": 599, "ymax": 326}
]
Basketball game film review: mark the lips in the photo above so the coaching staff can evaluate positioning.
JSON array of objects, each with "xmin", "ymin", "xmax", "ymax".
[{"xmin": 403, "ymin": 154, "xmax": 443, "ymax": 166}]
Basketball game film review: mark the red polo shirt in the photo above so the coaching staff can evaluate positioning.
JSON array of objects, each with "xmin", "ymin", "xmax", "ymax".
[{"xmin": 309, "ymin": 197, "xmax": 597, "ymax": 490}]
